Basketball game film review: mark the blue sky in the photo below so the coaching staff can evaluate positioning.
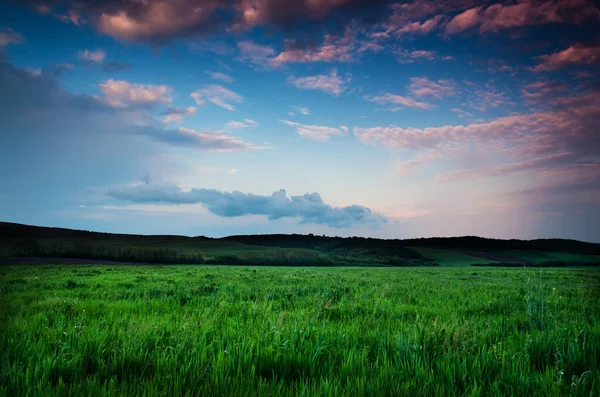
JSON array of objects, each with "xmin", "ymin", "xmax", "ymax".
[{"xmin": 1, "ymin": 0, "xmax": 599, "ymax": 241}]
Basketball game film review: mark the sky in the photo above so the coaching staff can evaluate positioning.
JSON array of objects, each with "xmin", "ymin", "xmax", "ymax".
[{"xmin": 0, "ymin": 0, "xmax": 599, "ymax": 242}]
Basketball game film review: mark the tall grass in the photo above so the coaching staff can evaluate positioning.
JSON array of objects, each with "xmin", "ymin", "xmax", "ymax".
[{"xmin": 1, "ymin": 265, "xmax": 599, "ymax": 396}]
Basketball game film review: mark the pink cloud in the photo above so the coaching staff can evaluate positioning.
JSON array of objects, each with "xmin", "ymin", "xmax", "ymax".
[
  {"xmin": 273, "ymin": 33, "xmax": 354, "ymax": 64},
  {"xmin": 410, "ymin": 77, "xmax": 455, "ymax": 99},
  {"xmin": 272, "ymin": 27, "xmax": 383, "ymax": 65},
  {"xmin": 99, "ymin": 79, "xmax": 171, "ymax": 108},
  {"xmin": 522, "ymin": 80, "xmax": 568, "ymax": 99},
  {"xmin": 355, "ymin": 90, "xmax": 600, "ymax": 181},
  {"xmin": 446, "ymin": 0, "xmax": 600, "ymax": 35},
  {"xmin": 97, "ymin": 1, "xmax": 218, "ymax": 43},
  {"xmin": 533, "ymin": 43, "xmax": 600, "ymax": 72},
  {"xmin": 445, "ymin": 7, "xmax": 482, "ymax": 34}
]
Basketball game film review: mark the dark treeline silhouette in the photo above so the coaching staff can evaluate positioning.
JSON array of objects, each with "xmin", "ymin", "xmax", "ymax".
[
  {"xmin": 2, "ymin": 222, "xmax": 599, "ymax": 256},
  {"xmin": 1, "ymin": 222, "xmax": 599, "ymax": 266},
  {"xmin": 9, "ymin": 239, "xmax": 205, "ymax": 264},
  {"xmin": 224, "ymin": 234, "xmax": 600, "ymax": 256}
]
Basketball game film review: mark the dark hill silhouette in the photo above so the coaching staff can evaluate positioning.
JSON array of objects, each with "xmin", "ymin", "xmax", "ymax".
[{"xmin": 1, "ymin": 222, "xmax": 599, "ymax": 266}]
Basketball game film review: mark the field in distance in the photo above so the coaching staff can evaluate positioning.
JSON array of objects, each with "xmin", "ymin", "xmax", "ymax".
[
  {"xmin": 1, "ymin": 265, "xmax": 599, "ymax": 396},
  {"xmin": 2, "ymin": 222, "xmax": 600, "ymax": 267}
]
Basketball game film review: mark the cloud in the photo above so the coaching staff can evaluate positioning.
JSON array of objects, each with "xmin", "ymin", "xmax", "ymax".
[
  {"xmin": 460, "ymin": 81, "xmax": 516, "ymax": 112},
  {"xmin": 445, "ymin": 7, "xmax": 482, "ymax": 34},
  {"xmin": 96, "ymin": 1, "xmax": 220, "ymax": 44},
  {"xmin": 521, "ymin": 80, "xmax": 568, "ymax": 99},
  {"xmin": 364, "ymin": 93, "xmax": 431, "ymax": 110},
  {"xmin": 99, "ymin": 79, "xmax": 171, "ymax": 108},
  {"xmin": 151, "ymin": 127, "xmax": 266, "ymax": 152},
  {"xmin": 77, "ymin": 49, "xmax": 106, "ymax": 63},
  {"xmin": 533, "ymin": 43, "xmax": 600, "ymax": 72},
  {"xmin": 0, "ymin": 55, "xmax": 271, "ymax": 231},
  {"xmin": 354, "ymin": 90, "xmax": 600, "ymax": 181},
  {"xmin": 225, "ymin": 120, "xmax": 257, "ymax": 128},
  {"xmin": 17, "ymin": 0, "xmax": 388, "ymax": 45},
  {"xmin": 409, "ymin": 77, "xmax": 455, "ymax": 98},
  {"xmin": 287, "ymin": 70, "xmax": 349, "ymax": 96},
  {"xmin": 293, "ymin": 106, "xmax": 310, "ymax": 115},
  {"xmin": 437, "ymin": 152, "xmax": 579, "ymax": 182},
  {"xmin": 280, "ymin": 120, "xmax": 347, "ymax": 142},
  {"xmin": 17, "ymin": 0, "xmax": 598, "ymax": 48},
  {"xmin": 106, "ymin": 181, "xmax": 387, "ymax": 228},
  {"xmin": 100, "ymin": 61, "xmax": 133, "ymax": 72},
  {"xmin": 446, "ymin": 1, "xmax": 600, "ymax": 34},
  {"xmin": 162, "ymin": 106, "xmax": 198, "ymax": 123},
  {"xmin": 381, "ymin": 14, "xmax": 445, "ymax": 37},
  {"xmin": 208, "ymin": 71, "xmax": 234, "ymax": 83},
  {"xmin": 395, "ymin": 49, "xmax": 453, "ymax": 63},
  {"xmin": 190, "ymin": 85, "xmax": 244, "ymax": 111},
  {"xmin": 237, "ymin": 40, "xmax": 276, "ymax": 68},
  {"xmin": 272, "ymin": 29, "xmax": 358, "ymax": 64},
  {"xmin": 1, "ymin": 57, "xmax": 263, "ymax": 154},
  {"xmin": 0, "ymin": 28, "xmax": 24, "ymax": 47}
]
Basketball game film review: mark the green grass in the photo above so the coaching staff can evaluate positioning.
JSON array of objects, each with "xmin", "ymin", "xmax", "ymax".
[
  {"xmin": 409, "ymin": 247, "xmax": 498, "ymax": 266},
  {"xmin": 1, "ymin": 265, "xmax": 599, "ymax": 396},
  {"xmin": 485, "ymin": 250, "xmax": 600, "ymax": 265}
]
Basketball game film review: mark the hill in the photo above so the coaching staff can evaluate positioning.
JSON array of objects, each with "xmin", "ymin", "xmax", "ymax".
[{"xmin": 1, "ymin": 222, "xmax": 599, "ymax": 266}]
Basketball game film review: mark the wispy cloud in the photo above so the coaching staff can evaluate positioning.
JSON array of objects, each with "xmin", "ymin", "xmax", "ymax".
[
  {"xmin": 287, "ymin": 70, "xmax": 349, "ymax": 96},
  {"xmin": 364, "ymin": 93, "xmax": 431, "ymax": 110},
  {"xmin": 293, "ymin": 106, "xmax": 310, "ymax": 115},
  {"xmin": 280, "ymin": 120, "xmax": 347, "ymax": 141},
  {"xmin": 162, "ymin": 106, "xmax": 197, "ymax": 123},
  {"xmin": 395, "ymin": 49, "xmax": 453, "ymax": 63},
  {"xmin": 153, "ymin": 128, "xmax": 266, "ymax": 152},
  {"xmin": 237, "ymin": 40, "xmax": 276, "ymax": 68},
  {"xmin": 226, "ymin": 119, "xmax": 258, "ymax": 128},
  {"xmin": 78, "ymin": 49, "xmax": 106, "ymax": 63},
  {"xmin": 208, "ymin": 71, "xmax": 234, "ymax": 83},
  {"xmin": 409, "ymin": 77, "xmax": 455, "ymax": 99},
  {"xmin": 190, "ymin": 85, "xmax": 244, "ymax": 111}
]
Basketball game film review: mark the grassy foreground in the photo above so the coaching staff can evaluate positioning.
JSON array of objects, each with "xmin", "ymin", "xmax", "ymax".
[{"xmin": 1, "ymin": 265, "xmax": 599, "ymax": 396}]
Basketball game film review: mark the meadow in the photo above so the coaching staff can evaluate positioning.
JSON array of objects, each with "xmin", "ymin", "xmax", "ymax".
[{"xmin": 1, "ymin": 265, "xmax": 599, "ymax": 396}]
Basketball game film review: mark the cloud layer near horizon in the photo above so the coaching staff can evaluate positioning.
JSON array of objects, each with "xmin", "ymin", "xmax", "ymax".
[{"xmin": 107, "ymin": 181, "xmax": 387, "ymax": 228}]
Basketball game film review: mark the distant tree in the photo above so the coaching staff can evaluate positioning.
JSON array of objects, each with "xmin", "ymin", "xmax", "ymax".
[{"xmin": 10, "ymin": 239, "xmax": 43, "ymax": 256}]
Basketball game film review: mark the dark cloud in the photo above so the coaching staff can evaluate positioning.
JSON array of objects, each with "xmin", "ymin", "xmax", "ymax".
[
  {"xmin": 107, "ymin": 180, "xmax": 387, "ymax": 228},
  {"xmin": 14, "ymin": 0, "xmax": 395, "ymax": 44}
]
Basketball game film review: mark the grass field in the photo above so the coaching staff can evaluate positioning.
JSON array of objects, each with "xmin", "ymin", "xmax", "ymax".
[
  {"xmin": 468, "ymin": 250, "xmax": 600, "ymax": 265},
  {"xmin": 409, "ymin": 247, "xmax": 498, "ymax": 266},
  {"xmin": 1, "ymin": 265, "xmax": 599, "ymax": 396}
]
